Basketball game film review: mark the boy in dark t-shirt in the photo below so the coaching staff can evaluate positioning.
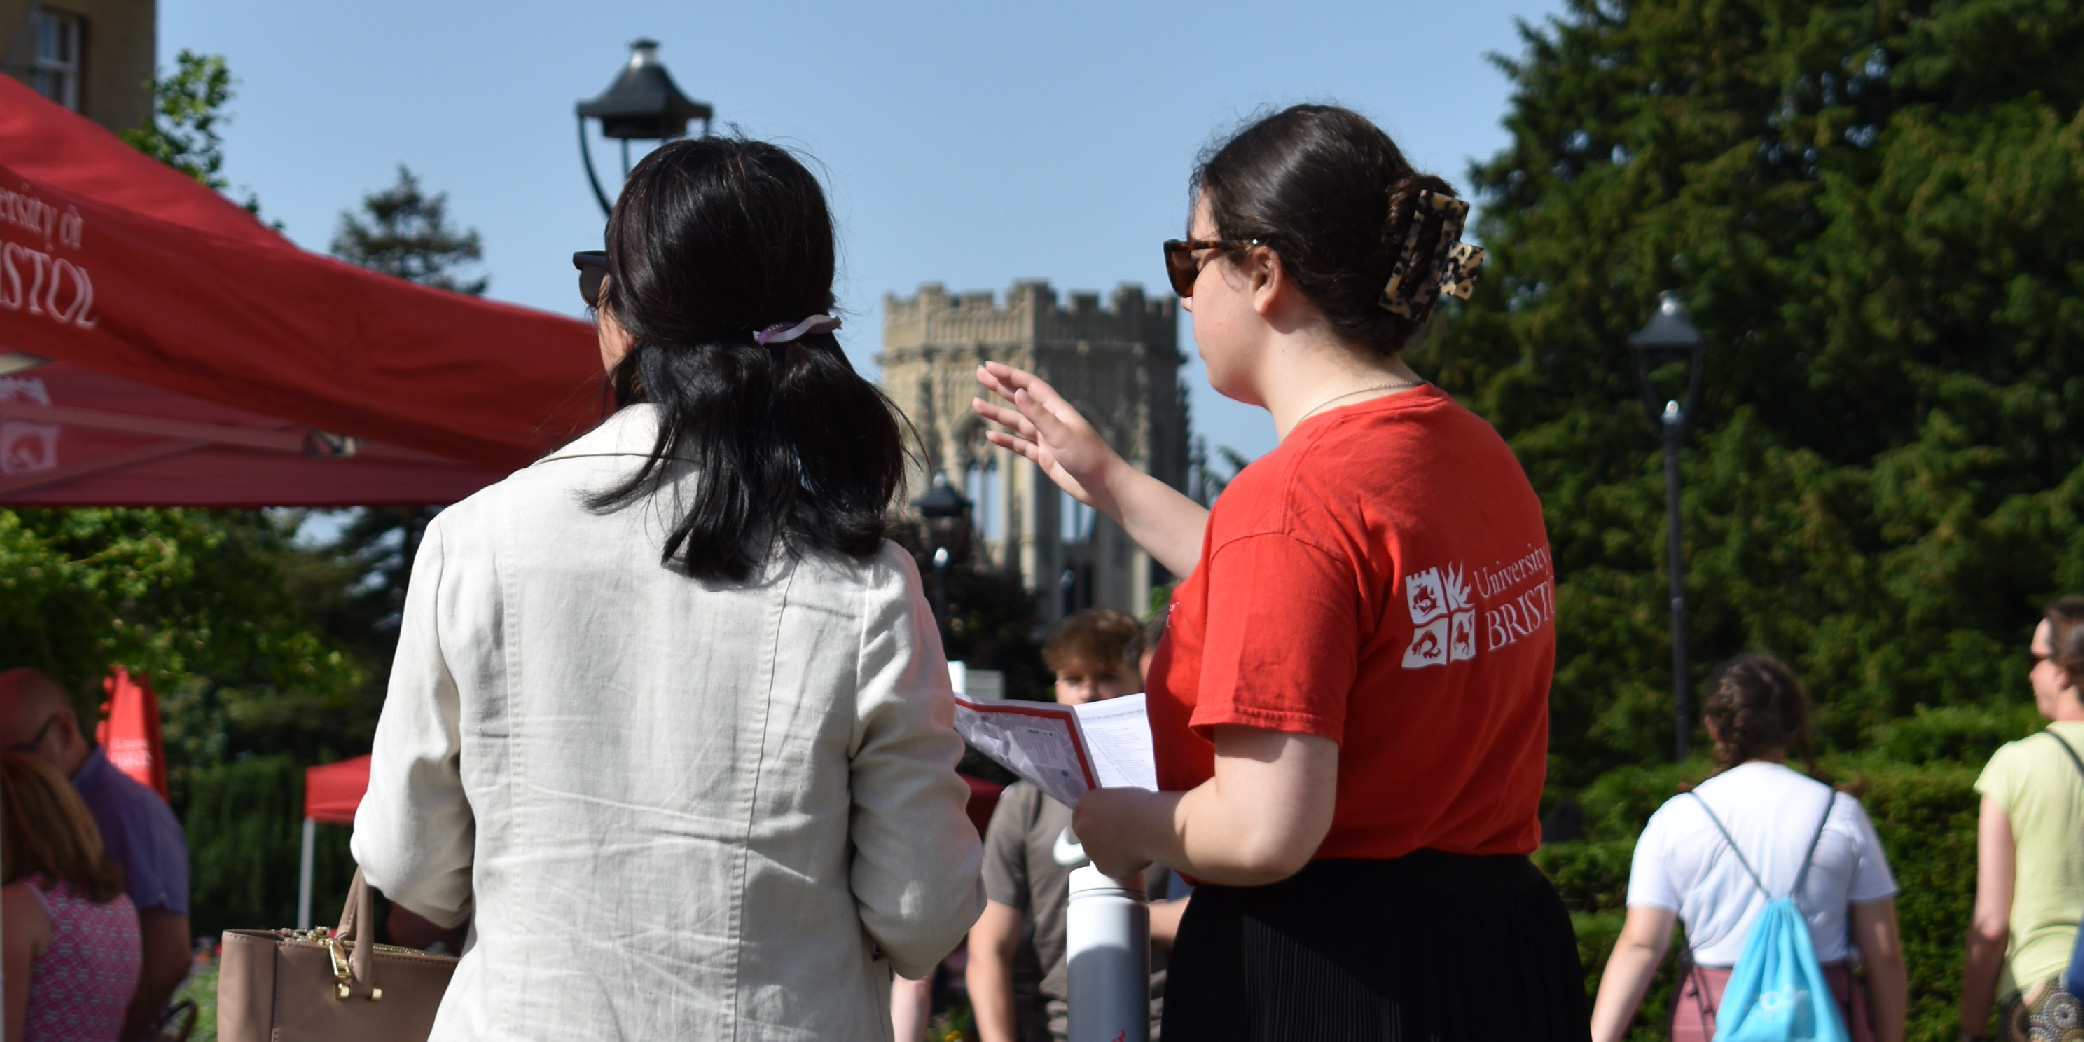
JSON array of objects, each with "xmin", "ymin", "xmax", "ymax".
[{"xmin": 966, "ymin": 609, "xmax": 1178, "ymax": 1042}]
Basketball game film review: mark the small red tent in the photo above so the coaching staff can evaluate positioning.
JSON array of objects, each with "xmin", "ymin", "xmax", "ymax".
[
  {"xmin": 305, "ymin": 755, "xmax": 372, "ymax": 826},
  {"xmin": 0, "ymin": 76, "xmax": 604, "ymax": 506}
]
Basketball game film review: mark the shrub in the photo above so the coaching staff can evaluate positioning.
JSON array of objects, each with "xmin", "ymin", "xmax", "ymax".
[
  {"xmin": 183, "ymin": 755, "xmax": 356, "ymax": 941},
  {"xmin": 1859, "ymin": 703, "xmax": 2042, "ymax": 767},
  {"xmin": 1574, "ymin": 761, "xmax": 1696, "ymax": 842},
  {"xmin": 1533, "ymin": 839, "xmax": 1636, "ymax": 916},
  {"xmin": 1857, "ymin": 762, "xmax": 1982, "ymax": 1040}
]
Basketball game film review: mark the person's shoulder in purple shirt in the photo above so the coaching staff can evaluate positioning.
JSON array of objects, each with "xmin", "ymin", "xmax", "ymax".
[{"xmin": 71, "ymin": 747, "xmax": 190, "ymax": 917}]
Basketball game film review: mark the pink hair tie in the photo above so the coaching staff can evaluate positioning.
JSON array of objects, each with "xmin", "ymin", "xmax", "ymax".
[{"xmin": 753, "ymin": 315, "xmax": 841, "ymax": 345}]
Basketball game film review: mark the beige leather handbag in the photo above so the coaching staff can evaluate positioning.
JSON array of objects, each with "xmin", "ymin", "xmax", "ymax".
[{"xmin": 217, "ymin": 869, "xmax": 459, "ymax": 1042}]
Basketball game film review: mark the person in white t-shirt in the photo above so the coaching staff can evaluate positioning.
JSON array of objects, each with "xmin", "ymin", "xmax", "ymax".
[{"xmin": 1588, "ymin": 653, "xmax": 1909, "ymax": 1042}]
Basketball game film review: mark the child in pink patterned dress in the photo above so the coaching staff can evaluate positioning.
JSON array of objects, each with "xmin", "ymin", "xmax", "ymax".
[{"xmin": 3, "ymin": 751, "xmax": 144, "ymax": 1042}]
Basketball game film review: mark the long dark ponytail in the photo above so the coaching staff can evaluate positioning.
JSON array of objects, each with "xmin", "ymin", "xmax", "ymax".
[{"xmin": 587, "ymin": 137, "xmax": 907, "ymax": 582}]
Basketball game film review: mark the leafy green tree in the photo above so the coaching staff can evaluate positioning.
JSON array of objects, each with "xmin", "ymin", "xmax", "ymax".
[
  {"xmin": 120, "ymin": 50, "xmax": 233, "ymax": 191},
  {"xmin": 1418, "ymin": 0, "xmax": 2084, "ymax": 783},
  {"xmin": 1189, "ymin": 438, "xmax": 1255, "ymax": 505},
  {"xmin": 121, "ymin": 50, "xmax": 274, "ymax": 221},
  {"xmin": 0, "ymin": 509, "xmax": 367, "ymax": 799}
]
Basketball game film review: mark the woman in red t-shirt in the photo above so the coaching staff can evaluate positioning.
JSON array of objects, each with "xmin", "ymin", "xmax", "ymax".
[{"xmin": 972, "ymin": 104, "xmax": 1586, "ymax": 1039}]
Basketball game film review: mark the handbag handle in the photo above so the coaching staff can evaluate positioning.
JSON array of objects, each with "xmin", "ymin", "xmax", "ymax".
[{"xmin": 330, "ymin": 868, "xmax": 381, "ymax": 1000}]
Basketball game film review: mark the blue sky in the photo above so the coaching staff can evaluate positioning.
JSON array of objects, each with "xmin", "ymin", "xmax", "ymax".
[{"xmin": 161, "ymin": 0, "xmax": 1563, "ymax": 464}]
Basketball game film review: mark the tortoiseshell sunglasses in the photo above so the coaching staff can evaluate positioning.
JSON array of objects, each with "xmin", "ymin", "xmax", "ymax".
[{"xmin": 1161, "ymin": 238, "xmax": 1262, "ymax": 297}]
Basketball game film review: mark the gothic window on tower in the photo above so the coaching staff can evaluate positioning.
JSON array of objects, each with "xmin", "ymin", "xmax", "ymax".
[
  {"xmin": 1059, "ymin": 565, "xmax": 1095, "ymax": 616},
  {"xmin": 1059, "ymin": 489, "xmax": 1094, "ymax": 545},
  {"xmin": 29, "ymin": 10, "xmax": 84, "ymax": 111},
  {"xmin": 965, "ymin": 458, "xmax": 1002, "ymax": 543}
]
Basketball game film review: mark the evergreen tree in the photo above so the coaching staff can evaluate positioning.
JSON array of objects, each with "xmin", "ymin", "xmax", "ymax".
[
  {"xmin": 1418, "ymin": 0, "xmax": 2084, "ymax": 783},
  {"xmin": 329, "ymin": 166, "xmax": 488, "ymax": 294},
  {"xmin": 306, "ymin": 168, "xmax": 491, "ymax": 698},
  {"xmin": 1463, "ymin": 11, "xmax": 2084, "ymax": 1029}
]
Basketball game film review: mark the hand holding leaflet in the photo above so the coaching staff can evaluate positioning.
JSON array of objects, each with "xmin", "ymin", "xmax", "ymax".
[
  {"xmin": 953, "ymin": 698, "xmax": 1094, "ymax": 807},
  {"xmin": 953, "ymin": 694, "xmax": 1157, "ymax": 806}
]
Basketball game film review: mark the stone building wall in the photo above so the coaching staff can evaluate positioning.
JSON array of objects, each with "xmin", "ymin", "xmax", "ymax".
[
  {"xmin": 880, "ymin": 280, "xmax": 1188, "ymax": 624},
  {"xmin": 2, "ymin": 0, "xmax": 156, "ymax": 133}
]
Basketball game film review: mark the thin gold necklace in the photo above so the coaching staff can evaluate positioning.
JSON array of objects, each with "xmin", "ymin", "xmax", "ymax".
[{"xmin": 1293, "ymin": 378, "xmax": 1426, "ymax": 428}]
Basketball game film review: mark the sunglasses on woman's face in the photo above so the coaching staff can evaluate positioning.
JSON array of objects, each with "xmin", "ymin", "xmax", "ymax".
[
  {"xmin": 1161, "ymin": 238, "xmax": 1261, "ymax": 298},
  {"xmin": 6, "ymin": 712, "xmax": 59, "ymax": 755},
  {"xmin": 573, "ymin": 251, "xmax": 609, "ymax": 309}
]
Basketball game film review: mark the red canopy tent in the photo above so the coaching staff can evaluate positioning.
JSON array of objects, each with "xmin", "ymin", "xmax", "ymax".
[
  {"xmin": 0, "ymin": 76, "xmax": 604, "ymax": 506},
  {"xmin": 3, "ymin": 79, "xmax": 604, "ymax": 943}
]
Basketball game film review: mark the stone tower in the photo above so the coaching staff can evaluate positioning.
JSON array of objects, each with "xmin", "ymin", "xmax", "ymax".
[{"xmin": 880, "ymin": 280, "xmax": 1188, "ymax": 624}]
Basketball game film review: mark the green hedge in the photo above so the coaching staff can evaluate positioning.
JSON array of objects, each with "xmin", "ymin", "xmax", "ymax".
[
  {"xmin": 1859, "ymin": 762, "xmax": 1981, "ymax": 1040},
  {"xmin": 1540, "ymin": 704, "xmax": 2035, "ymax": 1042},
  {"xmin": 182, "ymin": 755, "xmax": 357, "ymax": 941}
]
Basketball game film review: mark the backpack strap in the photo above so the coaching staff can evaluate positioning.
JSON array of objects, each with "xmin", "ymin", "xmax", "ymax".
[
  {"xmin": 2046, "ymin": 729, "xmax": 2084, "ymax": 780},
  {"xmin": 1668, "ymin": 806, "xmax": 1729, "ymax": 1034},
  {"xmin": 1691, "ymin": 783, "xmax": 1836, "ymax": 901},
  {"xmin": 1686, "ymin": 791, "xmax": 1768, "ymax": 896},
  {"xmin": 1790, "ymin": 785, "xmax": 1837, "ymax": 897}
]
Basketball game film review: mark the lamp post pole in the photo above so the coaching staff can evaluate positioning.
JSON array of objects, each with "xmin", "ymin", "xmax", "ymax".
[
  {"xmin": 932, "ymin": 547, "xmax": 950, "ymax": 627},
  {"xmin": 1630, "ymin": 291, "xmax": 1706, "ymax": 762},
  {"xmin": 1661, "ymin": 401, "xmax": 1688, "ymax": 761}
]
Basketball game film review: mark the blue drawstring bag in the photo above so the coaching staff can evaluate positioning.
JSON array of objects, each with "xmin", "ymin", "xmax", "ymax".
[{"xmin": 1689, "ymin": 790, "xmax": 1851, "ymax": 1042}]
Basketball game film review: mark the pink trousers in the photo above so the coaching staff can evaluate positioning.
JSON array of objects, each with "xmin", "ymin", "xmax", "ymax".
[{"xmin": 1669, "ymin": 964, "xmax": 1875, "ymax": 1042}]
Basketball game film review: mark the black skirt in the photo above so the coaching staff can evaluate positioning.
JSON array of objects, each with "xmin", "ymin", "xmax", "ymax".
[{"xmin": 1162, "ymin": 851, "xmax": 1589, "ymax": 1042}]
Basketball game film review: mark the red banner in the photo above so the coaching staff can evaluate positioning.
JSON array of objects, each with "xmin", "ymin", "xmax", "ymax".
[{"xmin": 95, "ymin": 666, "xmax": 168, "ymax": 801}]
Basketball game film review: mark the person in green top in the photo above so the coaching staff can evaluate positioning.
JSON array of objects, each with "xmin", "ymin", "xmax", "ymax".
[{"xmin": 1964, "ymin": 596, "xmax": 2084, "ymax": 1042}]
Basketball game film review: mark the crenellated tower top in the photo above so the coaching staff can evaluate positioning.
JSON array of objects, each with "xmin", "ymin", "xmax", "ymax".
[
  {"xmin": 878, "ymin": 280, "xmax": 1188, "ymax": 623},
  {"xmin": 881, "ymin": 280, "xmax": 1177, "ymax": 362}
]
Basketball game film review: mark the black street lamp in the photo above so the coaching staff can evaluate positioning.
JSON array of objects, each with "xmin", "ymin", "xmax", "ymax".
[
  {"xmin": 575, "ymin": 38, "xmax": 714, "ymax": 216},
  {"xmin": 912, "ymin": 473, "xmax": 972, "ymax": 631},
  {"xmin": 1629, "ymin": 290, "xmax": 1706, "ymax": 762}
]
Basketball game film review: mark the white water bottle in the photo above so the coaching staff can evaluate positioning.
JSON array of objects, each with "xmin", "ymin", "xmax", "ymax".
[{"xmin": 1065, "ymin": 863, "xmax": 1150, "ymax": 1042}]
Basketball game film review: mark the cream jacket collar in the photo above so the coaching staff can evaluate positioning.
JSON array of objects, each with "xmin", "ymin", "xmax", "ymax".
[{"xmin": 533, "ymin": 404, "xmax": 671, "ymax": 465}]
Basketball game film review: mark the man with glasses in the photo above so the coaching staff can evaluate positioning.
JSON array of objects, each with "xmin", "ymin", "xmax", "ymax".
[{"xmin": 0, "ymin": 667, "xmax": 191, "ymax": 1042}]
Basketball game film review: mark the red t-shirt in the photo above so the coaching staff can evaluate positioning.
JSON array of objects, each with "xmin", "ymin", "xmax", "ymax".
[{"xmin": 1148, "ymin": 385, "xmax": 1553, "ymax": 860}]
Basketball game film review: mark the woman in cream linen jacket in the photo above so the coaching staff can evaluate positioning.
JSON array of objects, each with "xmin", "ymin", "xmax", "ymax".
[{"xmin": 351, "ymin": 138, "xmax": 984, "ymax": 1042}]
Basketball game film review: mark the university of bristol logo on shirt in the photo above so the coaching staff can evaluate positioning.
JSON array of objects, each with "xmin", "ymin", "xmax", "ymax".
[
  {"xmin": 1400, "ymin": 547, "xmax": 1554, "ymax": 669},
  {"xmin": 1401, "ymin": 564, "xmax": 1477, "ymax": 668}
]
